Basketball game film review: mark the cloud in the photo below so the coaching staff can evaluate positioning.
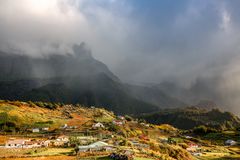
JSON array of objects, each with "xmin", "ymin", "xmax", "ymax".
[
  {"xmin": 1, "ymin": 0, "xmax": 240, "ymax": 114},
  {"xmin": 0, "ymin": 0, "xmax": 134, "ymax": 63}
]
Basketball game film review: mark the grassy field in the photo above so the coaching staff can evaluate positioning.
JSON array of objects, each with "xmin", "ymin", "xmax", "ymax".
[
  {"xmin": 29, "ymin": 148, "xmax": 73, "ymax": 156},
  {"xmin": 0, "ymin": 102, "xmax": 67, "ymax": 130},
  {"xmin": 194, "ymin": 147, "xmax": 240, "ymax": 160},
  {"xmin": 2, "ymin": 155, "xmax": 76, "ymax": 160},
  {"xmin": 0, "ymin": 148, "xmax": 73, "ymax": 159}
]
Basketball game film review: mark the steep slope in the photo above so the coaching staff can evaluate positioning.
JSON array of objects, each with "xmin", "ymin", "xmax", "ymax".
[
  {"xmin": 0, "ymin": 43, "xmax": 185, "ymax": 114},
  {"xmin": 21, "ymin": 74, "xmax": 159, "ymax": 114},
  {"xmin": 0, "ymin": 43, "xmax": 119, "ymax": 82}
]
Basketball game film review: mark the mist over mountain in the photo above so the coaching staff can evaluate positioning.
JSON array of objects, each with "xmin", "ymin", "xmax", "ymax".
[
  {"xmin": 1, "ymin": 1, "xmax": 240, "ymax": 116},
  {"xmin": 0, "ymin": 43, "xmax": 188, "ymax": 114},
  {"xmin": 0, "ymin": 43, "xmax": 118, "ymax": 82},
  {"xmin": 156, "ymin": 77, "xmax": 240, "ymax": 115}
]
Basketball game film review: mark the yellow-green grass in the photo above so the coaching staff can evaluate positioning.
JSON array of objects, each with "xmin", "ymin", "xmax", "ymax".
[
  {"xmin": 31, "ymin": 148, "xmax": 74, "ymax": 156},
  {"xmin": 0, "ymin": 148, "xmax": 73, "ymax": 158},
  {"xmin": 0, "ymin": 102, "xmax": 67, "ymax": 129}
]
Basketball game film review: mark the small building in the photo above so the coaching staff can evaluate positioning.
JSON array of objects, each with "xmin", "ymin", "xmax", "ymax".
[
  {"xmin": 56, "ymin": 135, "xmax": 69, "ymax": 142},
  {"xmin": 42, "ymin": 140, "xmax": 50, "ymax": 147},
  {"xmin": 32, "ymin": 128, "xmax": 40, "ymax": 133},
  {"xmin": 225, "ymin": 140, "xmax": 237, "ymax": 146},
  {"xmin": 51, "ymin": 136, "xmax": 69, "ymax": 147},
  {"xmin": 186, "ymin": 143, "xmax": 199, "ymax": 152},
  {"xmin": 112, "ymin": 120, "xmax": 124, "ymax": 126},
  {"xmin": 52, "ymin": 140, "xmax": 65, "ymax": 147},
  {"xmin": 184, "ymin": 136, "xmax": 193, "ymax": 139},
  {"xmin": 5, "ymin": 139, "xmax": 50, "ymax": 149},
  {"xmin": 24, "ymin": 140, "xmax": 42, "ymax": 148},
  {"xmin": 92, "ymin": 122, "xmax": 105, "ymax": 129},
  {"xmin": 140, "ymin": 123, "xmax": 150, "ymax": 127},
  {"xmin": 78, "ymin": 141, "xmax": 114, "ymax": 152},
  {"xmin": 192, "ymin": 152, "xmax": 202, "ymax": 156},
  {"xmin": 42, "ymin": 127, "xmax": 49, "ymax": 131},
  {"xmin": 117, "ymin": 116, "xmax": 125, "ymax": 120},
  {"xmin": 60, "ymin": 124, "xmax": 68, "ymax": 129},
  {"xmin": 5, "ymin": 139, "xmax": 27, "ymax": 148}
]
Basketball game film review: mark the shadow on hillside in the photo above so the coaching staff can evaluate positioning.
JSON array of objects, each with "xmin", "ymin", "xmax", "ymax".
[{"xmin": 212, "ymin": 156, "xmax": 240, "ymax": 160}]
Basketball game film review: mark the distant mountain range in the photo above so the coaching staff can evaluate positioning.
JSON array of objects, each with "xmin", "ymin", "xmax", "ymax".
[{"xmin": 0, "ymin": 43, "xmax": 185, "ymax": 114}]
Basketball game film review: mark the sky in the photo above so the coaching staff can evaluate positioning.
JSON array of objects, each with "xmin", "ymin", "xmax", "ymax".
[{"xmin": 1, "ymin": 0, "xmax": 240, "ymax": 112}]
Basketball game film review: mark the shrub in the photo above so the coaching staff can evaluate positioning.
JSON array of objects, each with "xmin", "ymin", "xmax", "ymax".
[
  {"xmin": 193, "ymin": 125, "xmax": 218, "ymax": 135},
  {"xmin": 125, "ymin": 115, "xmax": 133, "ymax": 121},
  {"xmin": 108, "ymin": 124, "xmax": 119, "ymax": 132}
]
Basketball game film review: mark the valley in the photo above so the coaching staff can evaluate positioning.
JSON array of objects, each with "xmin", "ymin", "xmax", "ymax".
[{"xmin": 0, "ymin": 100, "xmax": 239, "ymax": 160}]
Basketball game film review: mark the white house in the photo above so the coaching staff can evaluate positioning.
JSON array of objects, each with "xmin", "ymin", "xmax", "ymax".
[
  {"xmin": 117, "ymin": 116, "xmax": 125, "ymax": 120},
  {"xmin": 60, "ymin": 124, "xmax": 68, "ymax": 129},
  {"xmin": 78, "ymin": 141, "xmax": 113, "ymax": 152},
  {"xmin": 225, "ymin": 140, "xmax": 237, "ymax": 146},
  {"xmin": 92, "ymin": 122, "xmax": 105, "ymax": 129},
  {"xmin": 186, "ymin": 143, "xmax": 199, "ymax": 152},
  {"xmin": 24, "ymin": 141, "xmax": 41, "ymax": 148},
  {"xmin": 32, "ymin": 128, "xmax": 40, "ymax": 133},
  {"xmin": 5, "ymin": 139, "xmax": 50, "ymax": 148},
  {"xmin": 42, "ymin": 127, "xmax": 49, "ymax": 131},
  {"xmin": 112, "ymin": 120, "xmax": 124, "ymax": 126},
  {"xmin": 5, "ymin": 139, "xmax": 27, "ymax": 148},
  {"xmin": 56, "ymin": 135, "xmax": 69, "ymax": 142}
]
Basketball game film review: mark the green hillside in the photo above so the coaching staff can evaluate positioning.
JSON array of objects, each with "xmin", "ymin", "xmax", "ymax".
[{"xmin": 139, "ymin": 107, "xmax": 240, "ymax": 130}]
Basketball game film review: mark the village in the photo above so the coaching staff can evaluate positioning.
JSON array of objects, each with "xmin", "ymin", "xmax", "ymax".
[
  {"xmin": 1, "ymin": 114, "xmax": 239, "ymax": 160},
  {"xmin": 0, "ymin": 102, "xmax": 239, "ymax": 160}
]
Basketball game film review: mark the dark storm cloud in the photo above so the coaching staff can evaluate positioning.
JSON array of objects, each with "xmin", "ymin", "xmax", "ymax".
[{"xmin": 0, "ymin": 0, "xmax": 240, "ymax": 114}]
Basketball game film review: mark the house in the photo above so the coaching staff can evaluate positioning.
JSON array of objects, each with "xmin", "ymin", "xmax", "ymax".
[
  {"xmin": 5, "ymin": 139, "xmax": 28, "ymax": 148},
  {"xmin": 225, "ymin": 140, "xmax": 237, "ymax": 146},
  {"xmin": 51, "ymin": 136, "xmax": 69, "ymax": 147},
  {"xmin": 68, "ymin": 126, "xmax": 77, "ymax": 129},
  {"xmin": 192, "ymin": 152, "xmax": 202, "ymax": 156},
  {"xmin": 24, "ymin": 140, "xmax": 42, "ymax": 148},
  {"xmin": 42, "ymin": 140, "xmax": 50, "ymax": 147},
  {"xmin": 56, "ymin": 135, "xmax": 69, "ymax": 142},
  {"xmin": 140, "ymin": 123, "xmax": 150, "ymax": 127},
  {"xmin": 78, "ymin": 141, "xmax": 114, "ymax": 152},
  {"xmin": 42, "ymin": 127, "xmax": 49, "ymax": 131},
  {"xmin": 32, "ymin": 128, "xmax": 40, "ymax": 133},
  {"xmin": 117, "ymin": 116, "xmax": 125, "ymax": 120},
  {"xmin": 92, "ymin": 122, "xmax": 105, "ymax": 129},
  {"xmin": 184, "ymin": 136, "xmax": 193, "ymax": 139},
  {"xmin": 186, "ymin": 143, "xmax": 199, "ymax": 152},
  {"xmin": 5, "ymin": 138, "xmax": 50, "ymax": 149},
  {"xmin": 60, "ymin": 124, "xmax": 68, "ymax": 129},
  {"xmin": 51, "ymin": 135, "xmax": 70, "ymax": 147},
  {"xmin": 52, "ymin": 140, "xmax": 66, "ymax": 147},
  {"xmin": 112, "ymin": 120, "xmax": 124, "ymax": 126}
]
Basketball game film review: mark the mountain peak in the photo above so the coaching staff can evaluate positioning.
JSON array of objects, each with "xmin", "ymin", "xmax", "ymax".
[{"xmin": 72, "ymin": 42, "xmax": 92, "ymax": 59}]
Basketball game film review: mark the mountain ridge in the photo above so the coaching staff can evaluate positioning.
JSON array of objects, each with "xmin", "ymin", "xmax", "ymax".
[{"xmin": 0, "ymin": 44, "xmax": 185, "ymax": 114}]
